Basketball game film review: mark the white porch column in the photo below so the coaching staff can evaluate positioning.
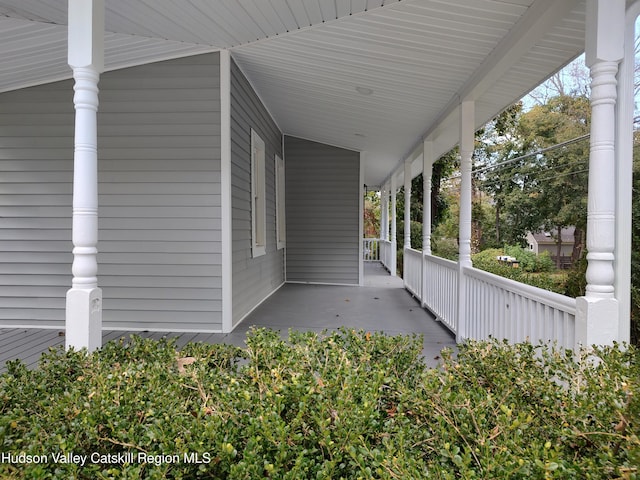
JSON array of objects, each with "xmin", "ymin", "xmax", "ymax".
[
  {"xmin": 613, "ymin": 2, "xmax": 640, "ymax": 344},
  {"xmin": 422, "ymin": 141, "xmax": 433, "ymax": 309},
  {"xmin": 66, "ymin": 0, "xmax": 104, "ymax": 352},
  {"xmin": 383, "ymin": 185, "xmax": 390, "ymax": 241},
  {"xmin": 422, "ymin": 141, "xmax": 433, "ymax": 256},
  {"xmin": 457, "ymin": 100, "xmax": 475, "ymax": 341},
  {"xmin": 379, "ymin": 187, "xmax": 385, "ymax": 241},
  {"xmin": 404, "ymin": 159, "xmax": 412, "ymax": 249},
  {"xmin": 390, "ymin": 174, "xmax": 397, "ymax": 276},
  {"xmin": 576, "ymin": 0, "xmax": 624, "ymax": 348}
]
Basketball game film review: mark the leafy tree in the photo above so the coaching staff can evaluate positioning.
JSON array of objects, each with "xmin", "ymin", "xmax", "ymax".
[
  {"xmin": 517, "ymin": 95, "xmax": 590, "ymax": 266},
  {"xmin": 475, "ymin": 102, "xmax": 544, "ymax": 246}
]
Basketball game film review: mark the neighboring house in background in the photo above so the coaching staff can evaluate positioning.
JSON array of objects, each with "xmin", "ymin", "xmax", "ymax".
[{"xmin": 526, "ymin": 227, "xmax": 576, "ymax": 269}]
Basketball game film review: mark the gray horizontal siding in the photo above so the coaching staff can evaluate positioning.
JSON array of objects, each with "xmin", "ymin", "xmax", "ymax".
[
  {"xmin": 284, "ymin": 136, "xmax": 360, "ymax": 284},
  {"xmin": 230, "ymin": 58, "xmax": 284, "ymax": 326},
  {"xmin": 0, "ymin": 53, "xmax": 223, "ymax": 331}
]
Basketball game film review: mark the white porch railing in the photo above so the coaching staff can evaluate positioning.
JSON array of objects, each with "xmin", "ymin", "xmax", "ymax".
[
  {"xmin": 363, "ymin": 238, "xmax": 380, "ymax": 261},
  {"xmin": 463, "ymin": 266, "xmax": 576, "ymax": 350},
  {"xmin": 380, "ymin": 240, "xmax": 392, "ymax": 271},
  {"xmin": 403, "ymin": 248, "xmax": 422, "ymax": 299},
  {"xmin": 422, "ymin": 254, "xmax": 459, "ymax": 334},
  {"xmin": 401, "ymin": 252, "xmax": 576, "ymax": 348}
]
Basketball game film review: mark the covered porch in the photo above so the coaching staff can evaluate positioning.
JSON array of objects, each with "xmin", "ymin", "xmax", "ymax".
[
  {"xmin": 0, "ymin": 263, "xmax": 455, "ymax": 372},
  {"xmin": 0, "ymin": 0, "xmax": 636, "ymax": 355}
]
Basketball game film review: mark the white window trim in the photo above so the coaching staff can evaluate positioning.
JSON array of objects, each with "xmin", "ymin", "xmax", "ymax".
[
  {"xmin": 251, "ymin": 129, "xmax": 266, "ymax": 258},
  {"xmin": 275, "ymin": 154, "xmax": 286, "ymax": 250}
]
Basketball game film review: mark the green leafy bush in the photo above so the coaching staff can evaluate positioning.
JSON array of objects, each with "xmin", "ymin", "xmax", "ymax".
[
  {"xmin": 1, "ymin": 331, "xmax": 639, "ymax": 479},
  {"xmin": 432, "ymin": 237, "xmax": 459, "ymax": 262},
  {"xmin": 503, "ymin": 245, "xmax": 555, "ymax": 273},
  {"xmin": 472, "ymin": 247, "xmax": 566, "ymax": 294}
]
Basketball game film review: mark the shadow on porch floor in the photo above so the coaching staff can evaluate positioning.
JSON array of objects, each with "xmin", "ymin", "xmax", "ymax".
[{"xmin": 0, "ymin": 263, "xmax": 456, "ymax": 373}]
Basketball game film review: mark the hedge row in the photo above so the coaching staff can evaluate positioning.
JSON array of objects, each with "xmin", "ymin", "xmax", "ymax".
[{"xmin": 1, "ymin": 329, "xmax": 639, "ymax": 479}]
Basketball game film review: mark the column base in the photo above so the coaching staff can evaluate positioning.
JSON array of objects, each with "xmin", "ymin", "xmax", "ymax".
[
  {"xmin": 390, "ymin": 241, "xmax": 397, "ymax": 277},
  {"xmin": 66, "ymin": 287, "xmax": 103, "ymax": 352},
  {"xmin": 575, "ymin": 296, "xmax": 619, "ymax": 350}
]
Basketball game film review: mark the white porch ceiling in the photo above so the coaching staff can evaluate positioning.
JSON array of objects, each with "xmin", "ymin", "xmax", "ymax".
[{"xmin": 0, "ymin": 0, "xmax": 590, "ymax": 186}]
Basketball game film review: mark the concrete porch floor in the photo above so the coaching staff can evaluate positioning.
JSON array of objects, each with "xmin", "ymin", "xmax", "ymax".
[{"xmin": 0, "ymin": 263, "xmax": 456, "ymax": 372}]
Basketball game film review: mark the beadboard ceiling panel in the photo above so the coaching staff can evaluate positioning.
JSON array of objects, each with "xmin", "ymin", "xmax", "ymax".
[{"xmin": 0, "ymin": 0, "xmax": 590, "ymax": 185}]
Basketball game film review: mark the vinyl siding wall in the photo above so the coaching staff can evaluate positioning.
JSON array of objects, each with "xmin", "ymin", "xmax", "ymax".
[
  {"xmin": 0, "ymin": 53, "xmax": 223, "ymax": 331},
  {"xmin": 230, "ymin": 59, "xmax": 284, "ymax": 327},
  {"xmin": 284, "ymin": 136, "xmax": 360, "ymax": 284}
]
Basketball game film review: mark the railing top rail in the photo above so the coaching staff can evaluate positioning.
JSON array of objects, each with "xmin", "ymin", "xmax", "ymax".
[
  {"xmin": 463, "ymin": 265, "xmax": 576, "ymax": 314},
  {"xmin": 404, "ymin": 247, "xmax": 422, "ymax": 256},
  {"xmin": 424, "ymin": 253, "xmax": 458, "ymax": 269}
]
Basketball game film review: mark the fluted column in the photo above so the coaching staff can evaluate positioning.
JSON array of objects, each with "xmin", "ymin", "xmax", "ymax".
[
  {"xmin": 576, "ymin": 0, "xmax": 624, "ymax": 348},
  {"xmin": 66, "ymin": 0, "xmax": 104, "ymax": 351}
]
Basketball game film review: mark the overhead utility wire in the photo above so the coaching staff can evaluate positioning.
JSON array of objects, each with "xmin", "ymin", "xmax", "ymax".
[
  {"xmin": 442, "ymin": 133, "xmax": 592, "ymax": 184},
  {"xmin": 472, "ymin": 133, "xmax": 591, "ymax": 174}
]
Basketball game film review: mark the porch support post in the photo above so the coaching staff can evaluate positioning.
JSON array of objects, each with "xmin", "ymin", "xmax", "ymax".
[
  {"xmin": 384, "ymin": 185, "xmax": 390, "ymax": 241},
  {"xmin": 390, "ymin": 174, "xmax": 397, "ymax": 276},
  {"xmin": 613, "ymin": 2, "xmax": 639, "ymax": 344},
  {"xmin": 422, "ymin": 140, "xmax": 433, "ymax": 308},
  {"xmin": 457, "ymin": 100, "xmax": 475, "ymax": 342},
  {"xmin": 422, "ymin": 141, "xmax": 433, "ymax": 256},
  {"xmin": 576, "ymin": 0, "xmax": 624, "ymax": 348},
  {"xmin": 65, "ymin": 0, "xmax": 104, "ymax": 352},
  {"xmin": 403, "ymin": 159, "xmax": 412, "ymax": 289},
  {"xmin": 380, "ymin": 186, "xmax": 387, "ymax": 242},
  {"xmin": 404, "ymin": 159, "xmax": 412, "ymax": 249}
]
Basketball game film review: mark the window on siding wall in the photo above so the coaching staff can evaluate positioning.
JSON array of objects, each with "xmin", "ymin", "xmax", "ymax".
[
  {"xmin": 275, "ymin": 154, "xmax": 286, "ymax": 250},
  {"xmin": 251, "ymin": 129, "xmax": 266, "ymax": 257}
]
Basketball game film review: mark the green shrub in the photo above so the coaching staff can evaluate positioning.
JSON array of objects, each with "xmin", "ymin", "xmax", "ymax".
[
  {"xmin": 503, "ymin": 245, "xmax": 555, "ymax": 273},
  {"xmin": 1, "ymin": 331, "xmax": 639, "ymax": 479},
  {"xmin": 432, "ymin": 237, "xmax": 459, "ymax": 261},
  {"xmin": 472, "ymin": 247, "xmax": 566, "ymax": 294}
]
